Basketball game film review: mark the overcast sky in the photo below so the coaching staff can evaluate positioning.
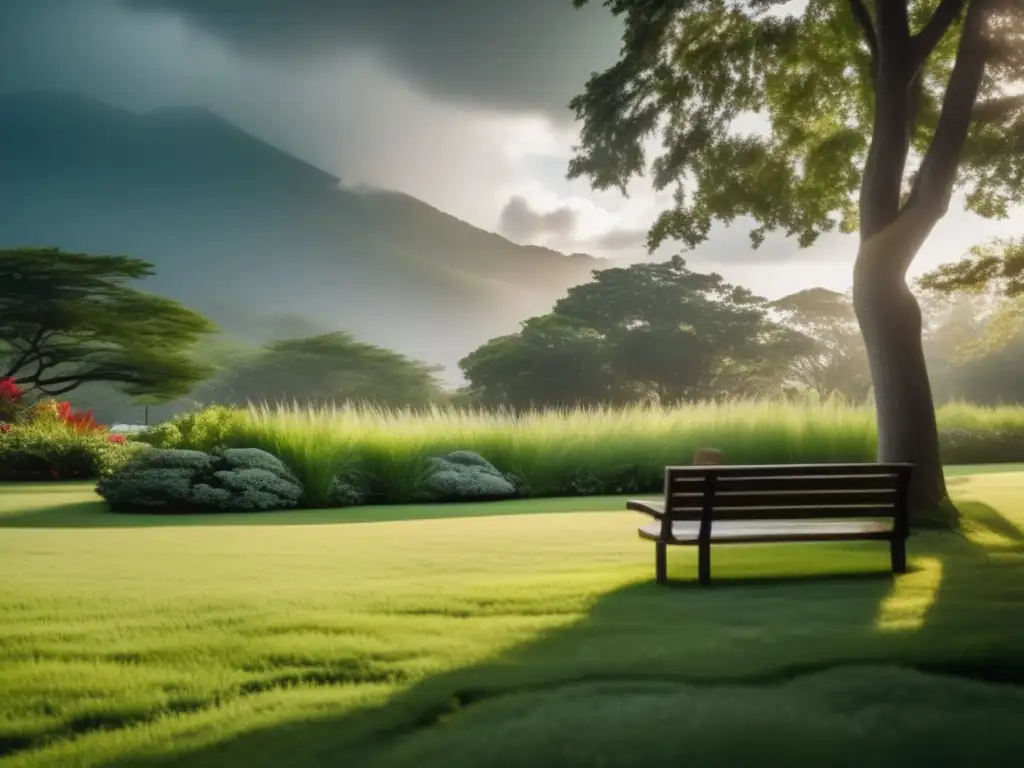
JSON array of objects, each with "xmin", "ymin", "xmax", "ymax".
[{"xmin": 1, "ymin": 0, "xmax": 1020, "ymax": 298}]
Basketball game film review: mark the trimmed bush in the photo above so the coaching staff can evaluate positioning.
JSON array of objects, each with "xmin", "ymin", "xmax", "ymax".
[
  {"xmin": 0, "ymin": 426, "xmax": 138, "ymax": 481},
  {"xmin": 97, "ymin": 447, "xmax": 303, "ymax": 513},
  {"xmin": 421, "ymin": 451, "xmax": 518, "ymax": 501}
]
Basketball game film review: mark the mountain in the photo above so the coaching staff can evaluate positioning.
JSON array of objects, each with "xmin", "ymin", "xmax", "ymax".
[{"xmin": 0, "ymin": 90, "xmax": 606, "ymax": 381}]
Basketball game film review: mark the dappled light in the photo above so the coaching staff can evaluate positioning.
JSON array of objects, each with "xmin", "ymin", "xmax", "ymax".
[{"xmin": 874, "ymin": 557, "xmax": 943, "ymax": 632}]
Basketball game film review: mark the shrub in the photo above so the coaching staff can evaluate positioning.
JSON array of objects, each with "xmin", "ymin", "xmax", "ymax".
[
  {"xmin": 0, "ymin": 424, "xmax": 139, "ymax": 481},
  {"xmin": 135, "ymin": 406, "xmax": 246, "ymax": 451},
  {"xmin": 330, "ymin": 472, "xmax": 371, "ymax": 507},
  {"xmin": 420, "ymin": 451, "xmax": 518, "ymax": 501},
  {"xmin": 939, "ymin": 427, "xmax": 1024, "ymax": 464},
  {"xmin": 97, "ymin": 447, "xmax": 303, "ymax": 513}
]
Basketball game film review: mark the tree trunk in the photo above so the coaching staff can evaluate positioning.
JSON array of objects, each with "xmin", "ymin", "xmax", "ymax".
[{"xmin": 853, "ymin": 235, "xmax": 957, "ymax": 528}]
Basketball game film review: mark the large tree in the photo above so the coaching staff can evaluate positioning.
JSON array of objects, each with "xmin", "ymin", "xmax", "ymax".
[
  {"xmin": 461, "ymin": 257, "xmax": 803, "ymax": 408},
  {"xmin": 1, "ymin": 247, "xmax": 215, "ymax": 399},
  {"xmin": 216, "ymin": 332, "xmax": 445, "ymax": 409},
  {"xmin": 553, "ymin": 256, "xmax": 803, "ymax": 400},
  {"xmin": 569, "ymin": 0, "xmax": 1024, "ymax": 524},
  {"xmin": 770, "ymin": 288, "xmax": 872, "ymax": 401},
  {"xmin": 459, "ymin": 314, "xmax": 624, "ymax": 409}
]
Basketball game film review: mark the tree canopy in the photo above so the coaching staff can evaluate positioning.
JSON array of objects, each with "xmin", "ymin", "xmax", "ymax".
[
  {"xmin": 217, "ymin": 332, "xmax": 445, "ymax": 409},
  {"xmin": 918, "ymin": 239, "xmax": 1024, "ymax": 353},
  {"xmin": 918, "ymin": 236, "xmax": 1024, "ymax": 296},
  {"xmin": 769, "ymin": 288, "xmax": 871, "ymax": 401},
  {"xmin": 569, "ymin": 0, "xmax": 1024, "ymax": 251},
  {"xmin": 0, "ymin": 247, "xmax": 216, "ymax": 399},
  {"xmin": 460, "ymin": 257, "xmax": 805, "ymax": 408}
]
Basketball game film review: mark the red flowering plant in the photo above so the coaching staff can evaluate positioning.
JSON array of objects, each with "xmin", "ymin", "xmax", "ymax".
[
  {"xmin": 0, "ymin": 377, "xmax": 25, "ymax": 427},
  {"xmin": 55, "ymin": 401, "xmax": 102, "ymax": 433},
  {"xmin": 0, "ymin": 393, "xmax": 136, "ymax": 482}
]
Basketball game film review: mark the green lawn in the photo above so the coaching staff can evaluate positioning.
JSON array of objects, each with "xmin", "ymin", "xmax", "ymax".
[{"xmin": 1, "ymin": 467, "xmax": 1023, "ymax": 766}]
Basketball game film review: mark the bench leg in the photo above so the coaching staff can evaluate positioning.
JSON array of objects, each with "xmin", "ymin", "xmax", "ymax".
[
  {"xmin": 890, "ymin": 537, "xmax": 907, "ymax": 574},
  {"xmin": 698, "ymin": 542, "xmax": 711, "ymax": 585},
  {"xmin": 655, "ymin": 542, "xmax": 668, "ymax": 585}
]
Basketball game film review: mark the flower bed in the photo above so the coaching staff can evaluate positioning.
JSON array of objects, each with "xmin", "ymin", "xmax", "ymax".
[{"xmin": 0, "ymin": 378, "xmax": 137, "ymax": 481}]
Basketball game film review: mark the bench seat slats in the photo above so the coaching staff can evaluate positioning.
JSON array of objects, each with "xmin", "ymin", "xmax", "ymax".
[{"xmin": 638, "ymin": 519, "xmax": 894, "ymax": 544}]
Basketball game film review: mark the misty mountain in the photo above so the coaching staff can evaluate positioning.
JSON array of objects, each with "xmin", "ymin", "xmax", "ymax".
[{"xmin": 0, "ymin": 90, "xmax": 605, "ymax": 381}]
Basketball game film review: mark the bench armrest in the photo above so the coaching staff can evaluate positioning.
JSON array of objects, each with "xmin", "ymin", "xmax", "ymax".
[{"xmin": 627, "ymin": 499, "xmax": 665, "ymax": 519}]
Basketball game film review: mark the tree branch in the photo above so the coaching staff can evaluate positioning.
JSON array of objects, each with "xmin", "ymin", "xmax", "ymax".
[
  {"xmin": 909, "ymin": 0, "xmax": 991, "ymax": 221},
  {"xmin": 33, "ymin": 366, "xmax": 148, "ymax": 391},
  {"xmin": 849, "ymin": 0, "xmax": 880, "ymax": 64},
  {"xmin": 914, "ymin": 0, "xmax": 970, "ymax": 60},
  {"xmin": 2, "ymin": 327, "xmax": 49, "ymax": 379},
  {"xmin": 36, "ymin": 381, "xmax": 82, "ymax": 397},
  {"xmin": 861, "ymin": 0, "xmax": 992, "ymax": 275}
]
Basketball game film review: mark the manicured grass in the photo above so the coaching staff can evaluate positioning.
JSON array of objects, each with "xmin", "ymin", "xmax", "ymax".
[
  {"xmin": 142, "ymin": 401, "xmax": 1024, "ymax": 506},
  {"xmin": 1, "ymin": 469, "xmax": 1023, "ymax": 766}
]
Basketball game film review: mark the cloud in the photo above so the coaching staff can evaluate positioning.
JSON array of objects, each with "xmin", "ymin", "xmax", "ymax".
[
  {"xmin": 496, "ymin": 193, "xmax": 650, "ymax": 254},
  {"xmin": 498, "ymin": 196, "xmax": 579, "ymax": 243},
  {"xmin": 593, "ymin": 227, "xmax": 649, "ymax": 251},
  {"xmin": 121, "ymin": 0, "xmax": 622, "ymax": 120},
  {"xmin": 0, "ymin": 0, "xmax": 582, "ymax": 234}
]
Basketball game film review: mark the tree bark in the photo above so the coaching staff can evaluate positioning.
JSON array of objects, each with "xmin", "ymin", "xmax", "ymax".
[
  {"xmin": 853, "ymin": 233, "xmax": 956, "ymax": 528},
  {"xmin": 851, "ymin": 0, "xmax": 990, "ymax": 529}
]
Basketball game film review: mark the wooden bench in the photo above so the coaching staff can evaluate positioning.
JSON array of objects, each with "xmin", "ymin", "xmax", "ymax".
[{"xmin": 627, "ymin": 463, "xmax": 913, "ymax": 585}]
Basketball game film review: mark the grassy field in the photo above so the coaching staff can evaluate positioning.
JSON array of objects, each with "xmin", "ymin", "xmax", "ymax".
[
  {"xmin": 1, "ymin": 467, "xmax": 1023, "ymax": 766},
  {"xmin": 139, "ymin": 401, "xmax": 1024, "ymax": 506}
]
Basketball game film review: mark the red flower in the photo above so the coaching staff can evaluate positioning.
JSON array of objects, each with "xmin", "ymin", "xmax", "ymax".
[
  {"xmin": 0, "ymin": 378, "xmax": 22, "ymax": 401},
  {"xmin": 0, "ymin": 423, "xmax": 11, "ymax": 434},
  {"xmin": 54, "ymin": 401, "xmax": 102, "ymax": 433},
  {"xmin": 108, "ymin": 434, "xmax": 126, "ymax": 444}
]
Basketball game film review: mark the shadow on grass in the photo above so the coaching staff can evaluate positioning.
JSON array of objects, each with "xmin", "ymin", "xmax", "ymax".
[
  {"xmin": 102, "ymin": 507, "xmax": 1024, "ymax": 768},
  {"xmin": 958, "ymin": 501, "xmax": 1024, "ymax": 544},
  {"xmin": 0, "ymin": 485, "xmax": 629, "ymax": 529}
]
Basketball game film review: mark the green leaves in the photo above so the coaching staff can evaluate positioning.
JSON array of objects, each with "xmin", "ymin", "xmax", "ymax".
[
  {"xmin": 569, "ymin": 0, "xmax": 1024, "ymax": 252},
  {"xmin": 918, "ymin": 236, "xmax": 1024, "ymax": 296},
  {"xmin": 0, "ymin": 247, "xmax": 216, "ymax": 399},
  {"xmin": 917, "ymin": 238, "xmax": 1024, "ymax": 357}
]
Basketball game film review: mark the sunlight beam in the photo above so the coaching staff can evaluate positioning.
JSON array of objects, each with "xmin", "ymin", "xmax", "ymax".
[{"xmin": 874, "ymin": 557, "xmax": 943, "ymax": 632}]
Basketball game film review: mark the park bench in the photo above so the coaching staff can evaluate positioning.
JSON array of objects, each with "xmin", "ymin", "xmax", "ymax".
[{"xmin": 627, "ymin": 463, "xmax": 913, "ymax": 585}]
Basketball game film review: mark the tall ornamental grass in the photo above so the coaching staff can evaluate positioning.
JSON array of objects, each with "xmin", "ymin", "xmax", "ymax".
[{"xmin": 137, "ymin": 399, "xmax": 1024, "ymax": 507}]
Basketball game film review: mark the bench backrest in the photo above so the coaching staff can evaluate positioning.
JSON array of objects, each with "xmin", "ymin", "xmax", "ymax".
[{"xmin": 661, "ymin": 463, "xmax": 913, "ymax": 541}]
